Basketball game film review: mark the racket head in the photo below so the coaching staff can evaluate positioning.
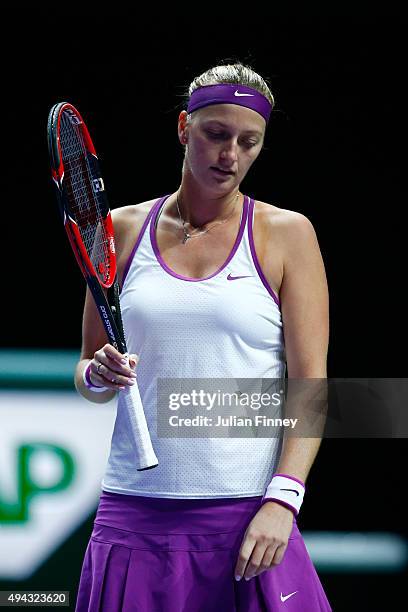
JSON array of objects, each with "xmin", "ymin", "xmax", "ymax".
[{"xmin": 47, "ymin": 102, "xmax": 116, "ymax": 288}]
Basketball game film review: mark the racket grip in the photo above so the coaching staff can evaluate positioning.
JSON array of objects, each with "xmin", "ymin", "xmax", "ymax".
[{"xmin": 120, "ymin": 381, "xmax": 159, "ymax": 471}]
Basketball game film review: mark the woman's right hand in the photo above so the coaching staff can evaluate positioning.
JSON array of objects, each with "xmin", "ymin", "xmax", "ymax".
[{"xmin": 88, "ymin": 344, "xmax": 139, "ymax": 391}]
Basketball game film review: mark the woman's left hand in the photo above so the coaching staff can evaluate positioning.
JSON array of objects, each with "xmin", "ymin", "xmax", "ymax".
[{"xmin": 234, "ymin": 501, "xmax": 295, "ymax": 581}]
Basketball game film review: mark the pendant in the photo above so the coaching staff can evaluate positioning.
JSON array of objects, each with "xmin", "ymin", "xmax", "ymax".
[{"xmin": 183, "ymin": 232, "xmax": 191, "ymax": 244}]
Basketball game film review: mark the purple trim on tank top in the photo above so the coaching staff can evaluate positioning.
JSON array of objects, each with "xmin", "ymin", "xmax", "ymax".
[
  {"xmin": 121, "ymin": 196, "xmax": 169, "ymax": 291},
  {"xmin": 247, "ymin": 198, "xmax": 281, "ymax": 308},
  {"xmin": 274, "ymin": 473, "xmax": 306, "ymax": 489},
  {"xmin": 261, "ymin": 497, "xmax": 298, "ymax": 516},
  {"xmin": 150, "ymin": 194, "xmax": 249, "ymax": 282}
]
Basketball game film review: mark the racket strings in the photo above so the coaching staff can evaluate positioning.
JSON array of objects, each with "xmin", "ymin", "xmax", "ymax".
[{"xmin": 59, "ymin": 111, "xmax": 111, "ymax": 283}]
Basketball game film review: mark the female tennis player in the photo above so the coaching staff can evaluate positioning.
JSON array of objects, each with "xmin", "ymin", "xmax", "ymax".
[{"xmin": 74, "ymin": 62, "xmax": 332, "ymax": 611}]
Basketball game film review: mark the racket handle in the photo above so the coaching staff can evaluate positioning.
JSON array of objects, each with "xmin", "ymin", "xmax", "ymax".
[{"xmin": 120, "ymin": 381, "xmax": 159, "ymax": 471}]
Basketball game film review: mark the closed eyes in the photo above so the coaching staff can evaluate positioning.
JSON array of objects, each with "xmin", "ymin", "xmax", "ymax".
[{"xmin": 206, "ymin": 131, "xmax": 259, "ymax": 148}]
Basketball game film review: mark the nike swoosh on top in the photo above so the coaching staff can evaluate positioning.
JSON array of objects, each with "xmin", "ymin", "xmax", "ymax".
[
  {"xmin": 234, "ymin": 90, "xmax": 255, "ymax": 97},
  {"xmin": 280, "ymin": 591, "xmax": 298, "ymax": 603},
  {"xmin": 280, "ymin": 488, "xmax": 300, "ymax": 496},
  {"xmin": 227, "ymin": 273, "xmax": 252, "ymax": 281}
]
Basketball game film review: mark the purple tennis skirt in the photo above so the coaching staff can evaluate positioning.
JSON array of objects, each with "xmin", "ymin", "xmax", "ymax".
[{"xmin": 75, "ymin": 491, "xmax": 332, "ymax": 611}]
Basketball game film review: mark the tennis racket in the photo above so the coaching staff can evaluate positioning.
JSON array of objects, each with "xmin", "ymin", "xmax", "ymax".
[{"xmin": 47, "ymin": 101, "xmax": 158, "ymax": 471}]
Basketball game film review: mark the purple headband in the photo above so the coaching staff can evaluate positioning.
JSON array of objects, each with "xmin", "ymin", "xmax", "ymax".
[{"xmin": 187, "ymin": 84, "xmax": 272, "ymax": 123}]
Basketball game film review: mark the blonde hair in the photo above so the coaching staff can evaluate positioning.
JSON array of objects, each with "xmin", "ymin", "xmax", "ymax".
[{"xmin": 186, "ymin": 62, "xmax": 275, "ymax": 111}]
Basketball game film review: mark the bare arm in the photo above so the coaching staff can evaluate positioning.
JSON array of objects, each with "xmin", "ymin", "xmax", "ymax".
[
  {"xmin": 234, "ymin": 212, "xmax": 330, "ymax": 580},
  {"xmin": 74, "ymin": 206, "xmax": 141, "ymax": 403},
  {"xmin": 273, "ymin": 211, "xmax": 329, "ymax": 483}
]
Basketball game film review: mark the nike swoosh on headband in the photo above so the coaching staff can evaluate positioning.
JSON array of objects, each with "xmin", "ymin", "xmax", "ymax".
[
  {"xmin": 280, "ymin": 488, "xmax": 300, "ymax": 496},
  {"xmin": 234, "ymin": 90, "xmax": 255, "ymax": 97}
]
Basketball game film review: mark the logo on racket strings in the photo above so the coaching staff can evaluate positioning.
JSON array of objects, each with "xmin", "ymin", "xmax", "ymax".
[
  {"xmin": 92, "ymin": 178, "xmax": 105, "ymax": 193},
  {"xmin": 65, "ymin": 108, "xmax": 82, "ymax": 125}
]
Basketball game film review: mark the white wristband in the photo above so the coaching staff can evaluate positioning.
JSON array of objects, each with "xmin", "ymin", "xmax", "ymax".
[
  {"xmin": 262, "ymin": 473, "xmax": 306, "ymax": 516},
  {"xmin": 82, "ymin": 362, "xmax": 109, "ymax": 393}
]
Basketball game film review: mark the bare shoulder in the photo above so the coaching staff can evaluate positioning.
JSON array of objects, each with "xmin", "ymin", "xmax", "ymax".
[
  {"xmin": 111, "ymin": 198, "xmax": 158, "ymax": 232},
  {"xmin": 110, "ymin": 199, "xmax": 162, "ymax": 287},
  {"xmin": 110, "ymin": 198, "xmax": 159, "ymax": 253},
  {"xmin": 254, "ymin": 199, "xmax": 319, "ymax": 256},
  {"xmin": 254, "ymin": 199, "xmax": 316, "ymax": 233}
]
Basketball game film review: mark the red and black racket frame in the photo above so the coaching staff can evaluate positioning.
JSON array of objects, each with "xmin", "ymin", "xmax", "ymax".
[{"xmin": 47, "ymin": 102, "xmax": 127, "ymax": 355}]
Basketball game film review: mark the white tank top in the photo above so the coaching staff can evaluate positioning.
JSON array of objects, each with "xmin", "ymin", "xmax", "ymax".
[{"xmin": 101, "ymin": 194, "xmax": 286, "ymax": 498}]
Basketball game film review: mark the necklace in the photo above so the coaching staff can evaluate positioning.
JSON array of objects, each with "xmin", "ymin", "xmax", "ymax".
[{"xmin": 176, "ymin": 192, "xmax": 240, "ymax": 245}]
